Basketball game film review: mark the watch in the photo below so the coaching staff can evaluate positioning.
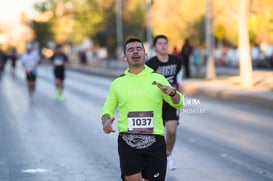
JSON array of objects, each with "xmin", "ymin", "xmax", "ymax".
[{"xmin": 169, "ymin": 88, "xmax": 177, "ymax": 97}]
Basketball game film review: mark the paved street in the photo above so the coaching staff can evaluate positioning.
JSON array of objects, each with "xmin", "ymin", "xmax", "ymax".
[{"xmin": 0, "ymin": 64, "xmax": 273, "ymax": 181}]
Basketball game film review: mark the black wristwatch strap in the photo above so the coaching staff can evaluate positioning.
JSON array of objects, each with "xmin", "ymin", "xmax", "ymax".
[{"xmin": 169, "ymin": 88, "xmax": 177, "ymax": 97}]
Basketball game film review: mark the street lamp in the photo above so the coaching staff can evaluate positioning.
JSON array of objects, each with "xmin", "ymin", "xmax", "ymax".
[
  {"xmin": 116, "ymin": 0, "xmax": 123, "ymax": 60},
  {"xmin": 146, "ymin": 0, "xmax": 152, "ymax": 48}
]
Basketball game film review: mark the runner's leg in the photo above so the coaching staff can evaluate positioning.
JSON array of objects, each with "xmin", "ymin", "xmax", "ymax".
[{"xmin": 165, "ymin": 120, "xmax": 178, "ymax": 156}]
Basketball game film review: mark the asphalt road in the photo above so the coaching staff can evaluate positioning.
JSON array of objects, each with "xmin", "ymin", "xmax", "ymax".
[{"xmin": 0, "ymin": 64, "xmax": 273, "ymax": 181}]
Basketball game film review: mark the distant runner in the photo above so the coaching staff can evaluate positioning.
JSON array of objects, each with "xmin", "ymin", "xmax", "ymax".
[
  {"xmin": 49, "ymin": 44, "xmax": 69, "ymax": 101},
  {"xmin": 20, "ymin": 43, "xmax": 40, "ymax": 97}
]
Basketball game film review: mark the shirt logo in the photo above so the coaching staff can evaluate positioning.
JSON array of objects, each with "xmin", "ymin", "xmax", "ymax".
[{"xmin": 154, "ymin": 172, "xmax": 160, "ymax": 178}]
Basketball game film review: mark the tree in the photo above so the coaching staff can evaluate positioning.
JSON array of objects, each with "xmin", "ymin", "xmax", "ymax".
[
  {"xmin": 205, "ymin": 0, "xmax": 216, "ymax": 80},
  {"xmin": 32, "ymin": 20, "xmax": 54, "ymax": 49},
  {"xmin": 151, "ymin": 0, "xmax": 205, "ymax": 47},
  {"xmin": 238, "ymin": 0, "xmax": 253, "ymax": 87},
  {"xmin": 31, "ymin": 0, "xmax": 146, "ymax": 58},
  {"xmin": 29, "ymin": 0, "xmax": 273, "ymax": 63},
  {"xmin": 248, "ymin": 0, "xmax": 273, "ymax": 45},
  {"xmin": 32, "ymin": 1, "xmax": 54, "ymax": 49},
  {"xmin": 223, "ymin": 0, "xmax": 253, "ymax": 87}
]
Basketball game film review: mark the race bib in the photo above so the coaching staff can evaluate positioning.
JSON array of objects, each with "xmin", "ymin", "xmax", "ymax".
[
  {"xmin": 26, "ymin": 68, "xmax": 36, "ymax": 75},
  {"xmin": 128, "ymin": 111, "xmax": 154, "ymax": 134},
  {"xmin": 53, "ymin": 58, "xmax": 64, "ymax": 65}
]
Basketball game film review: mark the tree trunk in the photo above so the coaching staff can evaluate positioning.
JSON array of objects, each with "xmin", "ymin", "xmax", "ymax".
[
  {"xmin": 205, "ymin": 0, "xmax": 216, "ymax": 80},
  {"xmin": 238, "ymin": 0, "xmax": 253, "ymax": 87}
]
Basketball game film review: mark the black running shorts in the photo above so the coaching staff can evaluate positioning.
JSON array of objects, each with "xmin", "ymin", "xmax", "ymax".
[
  {"xmin": 26, "ymin": 71, "xmax": 36, "ymax": 81},
  {"xmin": 54, "ymin": 66, "xmax": 65, "ymax": 80},
  {"xmin": 118, "ymin": 133, "xmax": 167, "ymax": 181},
  {"xmin": 162, "ymin": 101, "xmax": 180, "ymax": 121}
]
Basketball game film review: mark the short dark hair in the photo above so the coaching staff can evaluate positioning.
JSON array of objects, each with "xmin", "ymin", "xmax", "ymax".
[
  {"xmin": 152, "ymin": 34, "xmax": 168, "ymax": 46},
  {"xmin": 123, "ymin": 38, "xmax": 144, "ymax": 54},
  {"xmin": 56, "ymin": 44, "xmax": 62, "ymax": 49}
]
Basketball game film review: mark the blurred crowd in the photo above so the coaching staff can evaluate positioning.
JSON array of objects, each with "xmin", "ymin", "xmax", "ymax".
[
  {"xmin": 213, "ymin": 44, "xmax": 273, "ymax": 69},
  {"xmin": 168, "ymin": 39, "xmax": 273, "ymax": 79},
  {"xmin": 0, "ymin": 46, "xmax": 19, "ymax": 76}
]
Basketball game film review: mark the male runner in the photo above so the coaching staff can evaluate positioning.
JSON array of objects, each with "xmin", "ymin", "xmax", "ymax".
[
  {"xmin": 20, "ymin": 43, "xmax": 40, "ymax": 96},
  {"xmin": 101, "ymin": 38, "xmax": 184, "ymax": 181},
  {"xmin": 146, "ymin": 35, "xmax": 183, "ymax": 170},
  {"xmin": 49, "ymin": 44, "xmax": 69, "ymax": 101}
]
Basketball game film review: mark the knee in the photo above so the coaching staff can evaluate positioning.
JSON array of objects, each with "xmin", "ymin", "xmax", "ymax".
[
  {"xmin": 167, "ymin": 128, "xmax": 176, "ymax": 136},
  {"xmin": 166, "ymin": 122, "xmax": 177, "ymax": 135}
]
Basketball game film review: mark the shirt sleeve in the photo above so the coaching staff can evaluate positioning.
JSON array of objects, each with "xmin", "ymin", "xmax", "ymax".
[{"xmin": 100, "ymin": 82, "xmax": 118, "ymax": 118}]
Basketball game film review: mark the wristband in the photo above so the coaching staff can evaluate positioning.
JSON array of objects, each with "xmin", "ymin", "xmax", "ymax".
[{"xmin": 169, "ymin": 88, "xmax": 177, "ymax": 97}]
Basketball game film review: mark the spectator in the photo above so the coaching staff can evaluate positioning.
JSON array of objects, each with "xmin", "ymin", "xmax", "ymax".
[
  {"xmin": 172, "ymin": 46, "xmax": 180, "ymax": 59},
  {"xmin": 78, "ymin": 50, "xmax": 87, "ymax": 65},
  {"xmin": 8, "ymin": 47, "xmax": 18, "ymax": 75},
  {"xmin": 180, "ymin": 38, "xmax": 193, "ymax": 78},
  {"xmin": 0, "ymin": 46, "xmax": 7, "ymax": 76},
  {"xmin": 192, "ymin": 45, "xmax": 203, "ymax": 77}
]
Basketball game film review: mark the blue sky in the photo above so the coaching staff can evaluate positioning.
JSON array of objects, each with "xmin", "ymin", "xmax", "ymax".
[{"xmin": 0, "ymin": 0, "xmax": 40, "ymax": 23}]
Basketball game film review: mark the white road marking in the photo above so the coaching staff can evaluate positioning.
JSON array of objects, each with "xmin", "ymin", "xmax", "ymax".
[{"xmin": 21, "ymin": 168, "xmax": 49, "ymax": 173}]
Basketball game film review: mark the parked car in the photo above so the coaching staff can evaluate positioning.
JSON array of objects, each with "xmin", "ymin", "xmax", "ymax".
[
  {"xmin": 252, "ymin": 45, "xmax": 273, "ymax": 69},
  {"xmin": 225, "ymin": 47, "xmax": 239, "ymax": 67}
]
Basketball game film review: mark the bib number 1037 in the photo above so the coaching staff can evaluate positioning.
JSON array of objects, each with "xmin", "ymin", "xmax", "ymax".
[
  {"xmin": 128, "ymin": 111, "xmax": 154, "ymax": 134},
  {"xmin": 130, "ymin": 118, "xmax": 152, "ymax": 127}
]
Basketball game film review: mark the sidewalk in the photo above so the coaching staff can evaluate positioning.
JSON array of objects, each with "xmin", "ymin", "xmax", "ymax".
[{"xmin": 67, "ymin": 60, "xmax": 273, "ymax": 111}]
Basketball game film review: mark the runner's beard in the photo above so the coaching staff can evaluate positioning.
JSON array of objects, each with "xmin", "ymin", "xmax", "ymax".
[
  {"xmin": 130, "ymin": 62, "xmax": 142, "ymax": 68},
  {"xmin": 129, "ymin": 57, "xmax": 143, "ymax": 67}
]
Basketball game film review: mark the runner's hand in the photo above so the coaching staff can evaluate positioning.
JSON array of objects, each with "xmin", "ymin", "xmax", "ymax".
[
  {"xmin": 156, "ymin": 82, "xmax": 175, "ymax": 96},
  {"xmin": 103, "ymin": 117, "xmax": 115, "ymax": 134}
]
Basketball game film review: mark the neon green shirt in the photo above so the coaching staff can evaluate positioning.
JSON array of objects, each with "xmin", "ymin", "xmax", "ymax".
[{"xmin": 101, "ymin": 65, "xmax": 184, "ymax": 136}]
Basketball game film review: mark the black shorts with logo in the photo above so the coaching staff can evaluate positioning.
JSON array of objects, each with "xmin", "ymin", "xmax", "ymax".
[{"xmin": 118, "ymin": 133, "xmax": 167, "ymax": 181}]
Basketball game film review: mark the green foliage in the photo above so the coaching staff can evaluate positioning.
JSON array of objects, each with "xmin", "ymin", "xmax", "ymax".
[
  {"xmin": 72, "ymin": 0, "xmax": 106, "ymax": 43},
  {"xmin": 214, "ymin": 24, "xmax": 226, "ymax": 40},
  {"xmin": 91, "ymin": 0, "xmax": 146, "ymax": 57},
  {"xmin": 191, "ymin": 16, "xmax": 206, "ymax": 45},
  {"xmin": 32, "ymin": 20, "xmax": 54, "ymax": 48},
  {"xmin": 33, "ymin": 1, "xmax": 51, "ymax": 12},
  {"xmin": 31, "ymin": 0, "xmax": 146, "ymax": 57},
  {"xmin": 248, "ymin": 9, "xmax": 273, "ymax": 44}
]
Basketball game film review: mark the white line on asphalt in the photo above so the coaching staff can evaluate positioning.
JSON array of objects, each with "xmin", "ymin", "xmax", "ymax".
[{"xmin": 21, "ymin": 168, "xmax": 49, "ymax": 173}]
